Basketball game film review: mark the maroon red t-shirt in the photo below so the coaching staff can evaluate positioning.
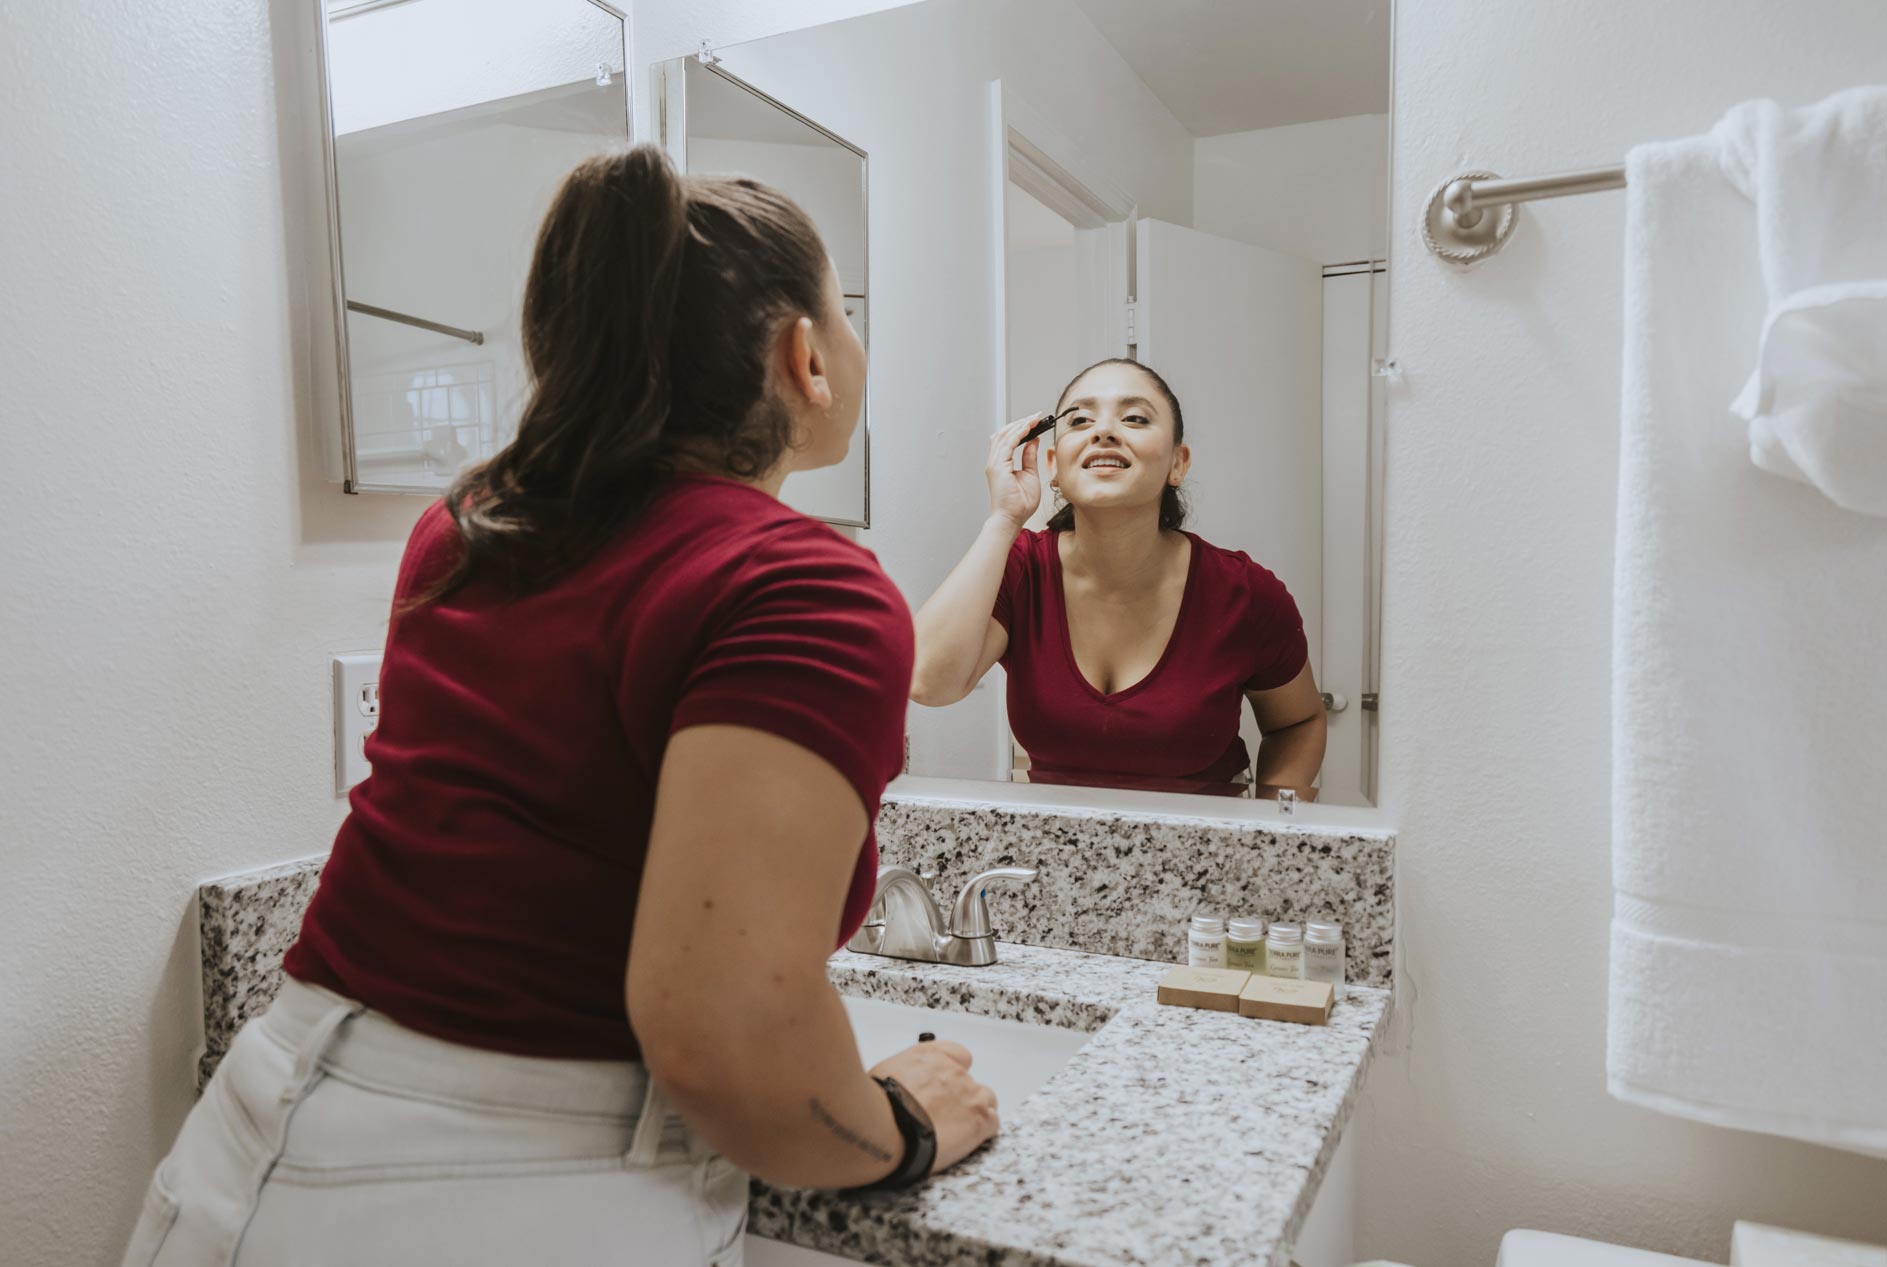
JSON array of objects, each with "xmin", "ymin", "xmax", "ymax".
[
  {"xmin": 285, "ymin": 476, "xmax": 913, "ymax": 1061},
  {"xmin": 993, "ymin": 529, "xmax": 1306, "ymax": 796}
]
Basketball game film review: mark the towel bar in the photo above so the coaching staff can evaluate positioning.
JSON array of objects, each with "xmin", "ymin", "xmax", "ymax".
[
  {"xmin": 346, "ymin": 300, "xmax": 485, "ymax": 346},
  {"xmin": 1424, "ymin": 164, "xmax": 1628, "ymax": 265}
]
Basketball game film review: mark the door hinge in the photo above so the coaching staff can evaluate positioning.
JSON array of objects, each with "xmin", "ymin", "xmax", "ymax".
[{"xmin": 1123, "ymin": 301, "xmax": 1138, "ymax": 342}]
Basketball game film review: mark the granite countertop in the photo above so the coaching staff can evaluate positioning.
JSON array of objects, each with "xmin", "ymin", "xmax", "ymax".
[
  {"xmin": 194, "ymin": 792, "xmax": 1395, "ymax": 1266},
  {"xmin": 765, "ymin": 942, "xmax": 1391, "ymax": 1267}
]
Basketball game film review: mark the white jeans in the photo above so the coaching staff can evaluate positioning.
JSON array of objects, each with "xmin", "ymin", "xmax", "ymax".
[{"xmin": 121, "ymin": 978, "xmax": 748, "ymax": 1267}]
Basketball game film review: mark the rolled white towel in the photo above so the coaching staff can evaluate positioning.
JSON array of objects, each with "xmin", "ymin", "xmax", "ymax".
[{"xmin": 1716, "ymin": 87, "xmax": 1887, "ymax": 516}]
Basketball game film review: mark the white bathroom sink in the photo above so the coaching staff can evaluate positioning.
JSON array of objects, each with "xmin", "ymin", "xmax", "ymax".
[
  {"xmin": 840, "ymin": 995, "xmax": 1090, "ymax": 1109},
  {"xmin": 743, "ymin": 995, "xmax": 1090, "ymax": 1267}
]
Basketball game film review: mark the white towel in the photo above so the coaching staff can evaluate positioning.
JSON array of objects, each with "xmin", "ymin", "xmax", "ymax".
[
  {"xmin": 1720, "ymin": 88, "xmax": 1887, "ymax": 515},
  {"xmin": 1609, "ymin": 93, "xmax": 1887, "ymax": 1158}
]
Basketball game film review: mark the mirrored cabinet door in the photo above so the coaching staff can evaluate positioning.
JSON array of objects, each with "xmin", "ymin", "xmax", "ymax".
[
  {"xmin": 654, "ymin": 55, "xmax": 871, "ymax": 527},
  {"xmin": 318, "ymin": 0, "xmax": 630, "ymax": 494}
]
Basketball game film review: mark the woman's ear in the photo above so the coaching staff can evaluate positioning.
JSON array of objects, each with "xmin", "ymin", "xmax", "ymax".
[
  {"xmin": 782, "ymin": 315, "xmax": 834, "ymax": 411},
  {"xmin": 1170, "ymin": 443, "xmax": 1192, "ymax": 486}
]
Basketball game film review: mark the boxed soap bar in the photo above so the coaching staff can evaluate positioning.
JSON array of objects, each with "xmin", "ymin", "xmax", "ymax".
[
  {"xmin": 1157, "ymin": 966, "xmax": 1252, "ymax": 1012},
  {"xmin": 1237, "ymin": 975, "xmax": 1334, "ymax": 1026}
]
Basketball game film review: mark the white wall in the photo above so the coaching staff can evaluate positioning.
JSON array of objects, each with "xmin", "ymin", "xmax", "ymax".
[
  {"xmin": 1, "ymin": 2, "xmax": 435, "ymax": 1264},
  {"xmin": 1365, "ymin": 3, "xmax": 1887, "ymax": 1263},
  {"xmin": 1194, "ymin": 113, "xmax": 1388, "ymax": 265}
]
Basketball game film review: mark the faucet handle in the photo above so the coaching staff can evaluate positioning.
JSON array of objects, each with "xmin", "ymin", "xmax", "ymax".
[{"xmin": 950, "ymin": 867, "xmax": 1038, "ymax": 939}]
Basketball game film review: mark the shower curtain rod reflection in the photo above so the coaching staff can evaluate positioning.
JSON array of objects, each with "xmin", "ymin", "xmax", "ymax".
[
  {"xmin": 1424, "ymin": 163, "xmax": 1629, "ymax": 264},
  {"xmin": 346, "ymin": 300, "xmax": 485, "ymax": 346}
]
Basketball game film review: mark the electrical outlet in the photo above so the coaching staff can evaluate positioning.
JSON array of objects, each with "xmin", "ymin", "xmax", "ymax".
[{"xmin": 332, "ymin": 653, "xmax": 382, "ymax": 794}]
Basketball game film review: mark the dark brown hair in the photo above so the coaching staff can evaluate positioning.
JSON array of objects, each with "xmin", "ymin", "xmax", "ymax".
[
  {"xmin": 415, "ymin": 144, "xmax": 833, "ymax": 604},
  {"xmin": 1045, "ymin": 358, "xmax": 1187, "ymax": 533}
]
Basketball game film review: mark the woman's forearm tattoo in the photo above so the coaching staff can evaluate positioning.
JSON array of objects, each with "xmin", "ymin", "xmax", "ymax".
[{"xmin": 808, "ymin": 1097, "xmax": 894, "ymax": 1162}]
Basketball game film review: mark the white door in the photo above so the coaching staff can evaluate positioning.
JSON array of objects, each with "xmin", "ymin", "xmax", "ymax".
[
  {"xmin": 1134, "ymin": 219, "xmax": 1323, "ymax": 781},
  {"xmin": 1072, "ymin": 219, "xmax": 1131, "ymax": 366}
]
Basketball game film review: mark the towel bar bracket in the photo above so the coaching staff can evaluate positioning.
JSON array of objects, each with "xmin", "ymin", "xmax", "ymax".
[{"xmin": 1422, "ymin": 170, "xmax": 1519, "ymax": 266}]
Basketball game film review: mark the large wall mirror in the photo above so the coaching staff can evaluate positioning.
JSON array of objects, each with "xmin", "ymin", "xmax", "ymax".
[
  {"xmin": 316, "ymin": 0, "xmax": 630, "ymax": 494},
  {"xmin": 680, "ymin": 0, "xmax": 1391, "ymax": 807}
]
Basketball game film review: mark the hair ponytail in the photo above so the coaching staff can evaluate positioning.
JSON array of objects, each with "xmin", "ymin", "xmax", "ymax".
[
  {"xmin": 414, "ymin": 143, "xmax": 831, "ymax": 605},
  {"xmin": 1043, "ymin": 358, "xmax": 1188, "ymax": 534}
]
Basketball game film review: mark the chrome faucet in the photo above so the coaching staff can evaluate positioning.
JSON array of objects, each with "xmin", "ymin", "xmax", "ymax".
[{"xmin": 846, "ymin": 865, "xmax": 1038, "ymax": 967}]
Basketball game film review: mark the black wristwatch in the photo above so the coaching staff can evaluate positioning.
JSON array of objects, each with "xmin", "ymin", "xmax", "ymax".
[{"xmin": 848, "ymin": 1075, "xmax": 936, "ymax": 1192}]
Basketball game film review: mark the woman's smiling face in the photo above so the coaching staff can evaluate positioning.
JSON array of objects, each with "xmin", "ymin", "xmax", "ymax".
[{"xmin": 1050, "ymin": 361, "xmax": 1189, "ymax": 516}]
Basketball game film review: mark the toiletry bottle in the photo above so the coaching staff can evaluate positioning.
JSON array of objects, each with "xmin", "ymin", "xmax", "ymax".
[
  {"xmin": 1265, "ymin": 923, "xmax": 1304, "ymax": 978},
  {"xmin": 1224, "ymin": 917, "xmax": 1267, "ymax": 973},
  {"xmin": 1187, "ymin": 913, "xmax": 1227, "ymax": 968},
  {"xmin": 1304, "ymin": 921, "xmax": 1346, "ymax": 999}
]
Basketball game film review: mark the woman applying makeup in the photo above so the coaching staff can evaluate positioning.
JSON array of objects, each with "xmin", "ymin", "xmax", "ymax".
[
  {"xmin": 911, "ymin": 358, "xmax": 1326, "ymax": 799},
  {"xmin": 120, "ymin": 147, "xmax": 996, "ymax": 1267}
]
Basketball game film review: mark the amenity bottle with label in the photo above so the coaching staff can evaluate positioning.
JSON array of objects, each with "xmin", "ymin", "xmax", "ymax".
[
  {"xmin": 1187, "ymin": 914, "xmax": 1227, "ymax": 968},
  {"xmin": 1225, "ymin": 917, "xmax": 1267, "ymax": 973},
  {"xmin": 1265, "ymin": 923, "xmax": 1304, "ymax": 978},
  {"xmin": 1304, "ymin": 921, "xmax": 1346, "ymax": 1000}
]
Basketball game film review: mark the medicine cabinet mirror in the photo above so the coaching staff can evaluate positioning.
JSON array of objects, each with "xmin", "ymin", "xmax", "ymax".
[{"xmin": 315, "ymin": 0, "xmax": 631, "ymax": 494}]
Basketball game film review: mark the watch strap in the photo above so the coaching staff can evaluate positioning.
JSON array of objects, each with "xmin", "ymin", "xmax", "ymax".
[{"xmin": 847, "ymin": 1075, "xmax": 936, "ymax": 1192}]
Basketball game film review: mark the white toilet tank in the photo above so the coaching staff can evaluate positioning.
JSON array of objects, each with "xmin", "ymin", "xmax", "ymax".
[{"xmin": 1498, "ymin": 1230, "xmax": 1717, "ymax": 1267}]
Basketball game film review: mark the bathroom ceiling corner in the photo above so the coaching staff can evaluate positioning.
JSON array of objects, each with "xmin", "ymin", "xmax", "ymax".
[{"xmin": 1069, "ymin": 0, "xmax": 1391, "ymax": 136}]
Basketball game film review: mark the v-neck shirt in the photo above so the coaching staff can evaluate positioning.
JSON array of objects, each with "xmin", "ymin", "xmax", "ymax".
[{"xmin": 992, "ymin": 528, "xmax": 1307, "ymax": 795}]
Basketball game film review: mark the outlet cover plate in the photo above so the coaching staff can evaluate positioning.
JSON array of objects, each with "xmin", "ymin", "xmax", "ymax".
[{"xmin": 332, "ymin": 652, "xmax": 382, "ymax": 795}]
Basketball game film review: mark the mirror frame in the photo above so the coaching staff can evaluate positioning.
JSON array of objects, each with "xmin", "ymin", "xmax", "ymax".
[
  {"xmin": 313, "ymin": 0, "xmax": 634, "ymax": 495},
  {"xmin": 652, "ymin": 55, "xmax": 873, "ymax": 530}
]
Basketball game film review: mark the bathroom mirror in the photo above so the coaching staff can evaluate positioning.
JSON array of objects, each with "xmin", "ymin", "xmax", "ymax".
[
  {"xmin": 652, "ymin": 56, "xmax": 871, "ymax": 526},
  {"xmin": 681, "ymin": 0, "xmax": 1391, "ymax": 807},
  {"xmin": 316, "ymin": 0, "xmax": 630, "ymax": 494}
]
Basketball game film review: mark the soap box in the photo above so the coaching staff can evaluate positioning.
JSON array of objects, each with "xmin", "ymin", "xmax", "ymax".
[
  {"xmin": 1237, "ymin": 975, "xmax": 1334, "ymax": 1026},
  {"xmin": 1156, "ymin": 967, "xmax": 1252, "ymax": 1012}
]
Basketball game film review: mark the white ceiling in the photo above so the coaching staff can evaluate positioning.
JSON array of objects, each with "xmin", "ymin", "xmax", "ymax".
[{"xmin": 1070, "ymin": 0, "xmax": 1390, "ymax": 137}]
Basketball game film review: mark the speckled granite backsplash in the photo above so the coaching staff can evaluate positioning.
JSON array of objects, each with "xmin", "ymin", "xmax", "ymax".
[
  {"xmin": 874, "ymin": 797, "xmax": 1393, "ymax": 985},
  {"xmin": 198, "ymin": 794, "xmax": 1393, "ymax": 1085}
]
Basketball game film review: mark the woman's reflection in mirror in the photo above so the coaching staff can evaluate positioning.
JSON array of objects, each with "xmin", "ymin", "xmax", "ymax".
[{"xmin": 911, "ymin": 358, "xmax": 1326, "ymax": 799}]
